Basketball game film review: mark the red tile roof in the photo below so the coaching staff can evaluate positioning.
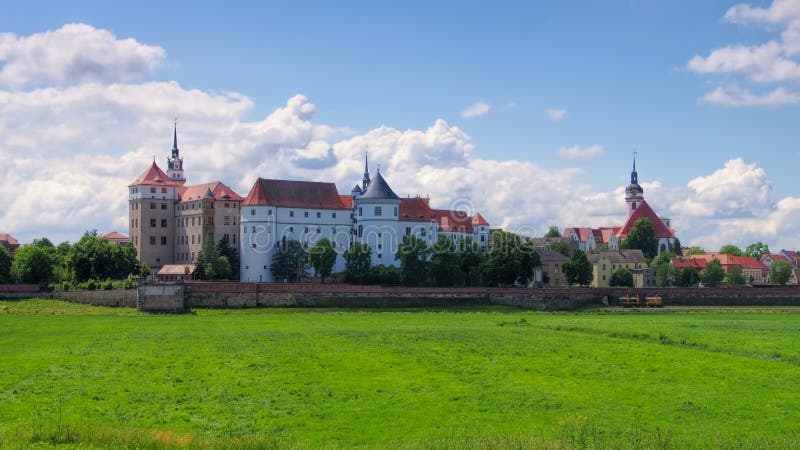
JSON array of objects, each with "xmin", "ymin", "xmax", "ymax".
[
  {"xmin": 471, "ymin": 213, "xmax": 490, "ymax": 226},
  {"xmin": 339, "ymin": 195, "xmax": 353, "ymax": 210},
  {"xmin": 0, "ymin": 233, "xmax": 19, "ymax": 252},
  {"xmin": 564, "ymin": 227, "xmax": 593, "ymax": 243},
  {"xmin": 399, "ymin": 197, "xmax": 436, "ymax": 222},
  {"xmin": 676, "ymin": 253, "xmax": 767, "ymax": 271},
  {"xmin": 157, "ymin": 264, "xmax": 195, "ymax": 276},
  {"xmin": 242, "ymin": 178, "xmax": 349, "ymax": 209},
  {"xmin": 101, "ymin": 231, "xmax": 128, "ymax": 240},
  {"xmin": 130, "ymin": 162, "xmax": 178, "ymax": 187},
  {"xmin": 179, "ymin": 181, "xmax": 243, "ymax": 202},
  {"xmin": 671, "ymin": 257, "xmax": 707, "ymax": 271},
  {"xmin": 616, "ymin": 200, "xmax": 674, "ymax": 239},
  {"xmin": 433, "ymin": 209, "xmax": 474, "ymax": 233},
  {"xmin": 762, "ymin": 254, "xmax": 790, "ymax": 263}
]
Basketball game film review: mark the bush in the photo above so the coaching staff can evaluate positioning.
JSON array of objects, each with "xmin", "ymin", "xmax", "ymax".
[
  {"xmin": 101, "ymin": 279, "xmax": 114, "ymax": 290},
  {"xmin": 121, "ymin": 278, "xmax": 137, "ymax": 289},
  {"xmin": 60, "ymin": 281, "xmax": 72, "ymax": 291},
  {"xmin": 85, "ymin": 279, "xmax": 98, "ymax": 290}
]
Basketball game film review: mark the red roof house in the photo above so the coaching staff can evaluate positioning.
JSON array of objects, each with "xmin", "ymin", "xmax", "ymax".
[{"xmin": 0, "ymin": 234, "xmax": 19, "ymax": 253}]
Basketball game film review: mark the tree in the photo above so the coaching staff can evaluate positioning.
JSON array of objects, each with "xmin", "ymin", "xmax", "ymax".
[
  {"xmin": 482, "ymin": 231, "xmax": 540, "ymax": 286},
  {"xmin": 547, "ymin": 240, "xmax": 572, "ymax": 257},
  {"xmin": 610, "ymin": 267, "xmax": 634, "ymax": 287},
  {"xmin": 458, "ymin": 237, "xmax": 486, "ymax": 286},
  {"xmin": 684, "ymin": 246, "xmax": 705, "ymax": 256},
  {"xmin": 725, "ymin": 264, "xmax": 746, "ymax": 286},
  {"xmin": 545, "ymin": 226, "xmax": 562, "ymax": 238},
  {"xmin": 11, "ymin": 242, "xmax": 54, "ymax": 284},
  {"xmin": 0, "ymin": 245, "xmax": 11, "ymax": 283},
  {"xmin": 655, "ymin": 262, "xmax": 679, "ymax": 287},
  {"xmin": 69, "ymin": 235, "xmax": 138, "ymax": 282},
  {"xmin": 672, "ymin": 237, "xmax": 683, "ymax": 256},
  {"xmin": 719, "ymin": 244, "xmax": 743, "ymax": 256},
  {"xmin": 701, "ymin": 259, "xmax": 725, "ymax": 287},
  {"xmin": 396, "ymin": 235, "xmax": 430, "ymax": 286},
  {"xmin": 308, "ymin": 238, "xmax": 337, "ymax": 283},
  {"xmin": 562, "ymin": 249, "xmax": 593, "ymax": 287},
  {"xmin": 270, "ymin": 238, "xmax": 307, "ymax": 282},
  {"xmin": 679, "ymin": 267, "xmax": 700, "ymax": 287},
  {"xmin": 196, "ymin": 239, "xmax": 233, "ymax": 280},
  {"xmin": 429, "ymin": 236, "xmax": 463, "ymax": 286},
  {"xmin": 769, "ymin": 260, "xmax": 793, "ymax": 285},
  {"xmin": 216, "ymin": 236, "xmax": 240, "ymax": 280},
  {"xmin": 745, "ymin": 242, "xmax": 771, "ymax": 260},
  {"xmin": 650, "ymin": 252, "xmax": 677, "ymax": 269},
  {"xmin": 343, "ymin": 242, "xmax": 371, "ymax": 283},
  {"xmin": 619, "ymin": 218, "xmax": 658, "ymax": 260}
]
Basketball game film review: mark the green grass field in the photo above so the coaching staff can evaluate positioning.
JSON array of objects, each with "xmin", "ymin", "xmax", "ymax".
[{"xmin": 1, "ymin": 300, "xmax": 799, "ymax": 449}]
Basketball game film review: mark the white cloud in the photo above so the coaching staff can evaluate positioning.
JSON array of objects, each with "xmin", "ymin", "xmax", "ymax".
[
  {"xmin": 557, "ymin": 145, "xmax": 604, "ymax": 160},
  {"xmin": 689, "ymin": 1, "xmax": 800, "ymax": 106},
  {"xmin": 545, "ymin": 108, "xmax": 567, "ymax": 121},
  {"xmin": 0, "ymin": 23, "xmax": 165, "ymax": 88},
  {"xmin": 459, "ymin": 100, "xmax": 490, "ymax": 118},
  {"xmin": 700, "ymin": 85, "xmax": 800, "ymax": 106}
]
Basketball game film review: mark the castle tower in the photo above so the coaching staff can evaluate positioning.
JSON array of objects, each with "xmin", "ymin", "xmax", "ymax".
[
  {"xmin": 167, "ymin": 122, "xmax": 185, "ymax": 184},
  {"xmin": 362, "ymin": 152, "xmax": 371, "ymax": 190},
  {"xmin": 128, "ymin": 161, "xmax": 178, "ymax": 270},
  {"xmin": 354, "ymin": 165, "xmax": 401, "ymax": 266},
  {"xmin": 625, "ymin": 152, "xmax": 644, "ymax": 217}
]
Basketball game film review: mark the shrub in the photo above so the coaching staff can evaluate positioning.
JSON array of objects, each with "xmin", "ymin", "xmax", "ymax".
[
  {"xmin": 85, "ymin": 279, "xmax": 98, "ymax": 290},
  {"xmin": 121, "ymin": 278, "xmax": 137, "ymax": 289},
  {"xmin": 60, "ymin": 281, "xmax": 71, "ymax": 291},
  {"xmin": 101, "ymin": 279, "xmax": 114, "ymax": 290}
]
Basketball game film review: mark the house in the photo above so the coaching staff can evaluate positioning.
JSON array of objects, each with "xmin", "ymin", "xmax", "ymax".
[
  {"xmin": 100, "ymin": 231, "xmax": 130, "ymax": 246},
  {"xmin": 761, "ymin": 253, "xmax": 799, "ymax": 285},
  {"xmin": 156, "ymin": 264, "xmax": 196, "ymax": 282},
  {"xmin": 0, "ymin": 234, "xmax": 20, "ymax": 253},
  {"xmin": 673, "ymin": 253, "xmax": 769, "ymax": 284},
  {"xmin": 532, "ymin": 246, "xmax": 569, "ymax": 287},
  {"xmin": 587, "ymin": 249, "xmax": 647, "ymax": 288}
]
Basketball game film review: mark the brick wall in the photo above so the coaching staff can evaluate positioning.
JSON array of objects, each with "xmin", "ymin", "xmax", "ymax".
[
  {"xmin": 0, "ymin": 284, "xmax": 40, "ymax": 293},
  {"xmin": 45, "ymin": 289, "xmax": 137, "ymax": 307}
]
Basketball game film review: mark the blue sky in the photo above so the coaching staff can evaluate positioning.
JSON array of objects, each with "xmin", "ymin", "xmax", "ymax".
[{"xmin": 1, "ymin": 0, "xmax": 799, "ymax": 249}]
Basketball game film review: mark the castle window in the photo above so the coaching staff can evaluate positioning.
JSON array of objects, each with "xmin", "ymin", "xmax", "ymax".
[
  {"xmin": 304, "ymin": 211, "xmax": 309, "ymax": 218},
  {"xmin": 224, "ymin": 216, "xmax": 231, "ymax": 226},
  {"xmin": 150, "ymin": 236, "xmax": 156, "ymax": 245},
  {"xmin": 161, "ymin": 236, "xmax": 167, "ymax": 245},
  {"xmin": 251, "ymin": 209, "xmax": 256, "ymax": 216},
  {"xmin": 358, "ymin": 207, "xmax": 362, "ymax": 217},
  {"xmin": 481, "ymin": 235, "xmax": 485, "ymax": 242},
  {"xmin": 233, "ymin": 235, "xmax": 237, "ymax": 244},
  {"xmin": 268, "ymin": 209, "xmax": 272, "ymax": 216},
  {"xmin": 394, "ymin": 207, "xmax": 398, "ymax": 217},
  {"xmin": 375, "ymin": 206, "xmax": 382, "ymax": 217},
  {"xmin": 150, "ymin": 202, "xmax": 156, "ymax": 209},
  {"xmin": 290, "ymin": 211, "xmax": 295, "ymax": 217},
  {"xmin": 289, "ymin": 226, "xmax": 294, "ymax": 232},
  {"xmin": 632, "ymin": 203, "xmax": 637, "ymax": 210},
  {"xmin": 317, "ymin": 227, "xmax": 321, "ymax": 234},
  {"xmin": 252, "ymin": 226, "xmax": 256, "ymax": 232},
  {"xmin": 358, "ymin": 225, "xmax": 363, "ymax": 237},
  {"xmin": 191, "ymin": 235, "xmax": 195, "ymax": 244},
  {"xmin": 421, "ymin": 229, "xmax": 427, "ymax": 237},
  {"xmin": 150, "ymin": 219, "xmax": 156, "ymax": 227},
  {"xmin": 332, "ymin": 212, "xmax": 337, "ymax": 218},
  {"xmin": 224, "ymin": 202, "xmax": 230, "ymax": 208},
  {"xmin": 405, "ymin": 227, "xmax": 411, "ymax": 236},
  {"xmin": 304, "ymin": 227, "xmax": 309, "ymax": 233},
  {"xmin": 161, "ymin": 219, "xmax": 167, "ymax": 227},
  {"xmin": 150, "ymin": 187, "xmax": 156, "ymax": 193},
  {"xmin": 317, "ymin": 211, "xmax": 321, "ymax": 218},
  {"xmin": 161, "ymin": 188, "xmax": 167, "ymax": 193}
]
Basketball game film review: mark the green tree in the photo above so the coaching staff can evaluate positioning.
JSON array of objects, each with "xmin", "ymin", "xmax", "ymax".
[
  {"xmin": 52, "ymin": 241, "xmax": 73, "ymax": 283},
  {"xmin": 216, "ymin": 236, "xmax": 240, "ymax": 280},
  {"xmin": 482, "ymin": 231, "xmax": 540, "ymax": 286},
  {"xmin": 725, "ymin": 265, "xmax": 746, "ymax": 286},
  {"xmin": 396, "ymin": 235, "xmax": 430, "ymax": 286},
  {"xmin": 679, "ymin": 267, "xmax": 700, "ymax": 286},
  {"xmin": 769, "ymin": 260, "xmax": 793, "ymax": 285},
  {"xmin": 308, "ymin": 238, "xmax": 337, "ymax": 283},
  {"xmin": 610, "ymin": 267, "xmax": 634, "ymax": 287},
  {"xmin": 271, "ymin": 238, "xmax": 307, "ymax": 282},
  {"xmin": 11, "ymin": 242, "xmax": 55, "ymax": 284},
  {"xmin": 562, "ymin": 249, "xmax": 593, "ymax": 287},
  {"xmin": 458, "ymin": 237, "xmax": 485, "ymax": 286},
  {"xmin": 701, "ymin": 259, "xmax": 725, "ymax": 287},
  {"xmin": 719, "ymin": 244, "xmax": 743, "ymax": 256},
  {"xmin": 655, "ymin": 262, "xmax": 679, "ymax": 287},
  {"xmin": 672, "ymin": 237, "xmax": 683, "ymax": 255},
  {"xmin": 69, "ymin": 234, "xmax": 138, "ymax": 282},
  {"xmin": 196, "ymin": 239, "xmax": 233, "ymax": 280},
  {"xmin": 619, "ymin": 218, "xmax": 658, "ymax": 260},
  {"xmin": 684, "ymin": 246, "xmax": 705, "ymax": 256},
  {"xmin": 0, "ymin": 245, "xmax": 11, "ymax": 283},
  {"xmin": 138, "ymin": 260, "xmax": 151, "ymax": 278},
  {"xmin": 343, "ymin": 242, "xmax": 371, "ymax": 283},
  {"xmin": 745, "ymin": 242, "xmax": 770, "ymax": 260},
  {"xmin": 545, "ymin": 226, "xmax": 562, "ymax": 238},
  {"xmin": 429, "ymin": 236, "xmax": 463, "ymax": 286},
  {"xmin": 547, "ymin": 240, "xmax": 572, "ymax": 257},
  {"xmin": 650, "ymin": 252, "xmax": 677, "ymax": 269}
]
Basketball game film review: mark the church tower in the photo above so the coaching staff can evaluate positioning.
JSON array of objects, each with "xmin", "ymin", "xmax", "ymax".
[
  {"xmin": 167, "ymin": 122, "xmax": 185, "ymax": 184},
  {"xmin": 625, "ymin": 152, "xmax": 644, "ymax": 217},
  {"xmin": 362, "ymin": 152, "xmax": 371, "ymax": 190}
]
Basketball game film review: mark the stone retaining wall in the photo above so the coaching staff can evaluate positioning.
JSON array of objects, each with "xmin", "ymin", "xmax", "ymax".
[{"xmin": 43, "ymin": 289, "xmax": 137, "ymax": 307}]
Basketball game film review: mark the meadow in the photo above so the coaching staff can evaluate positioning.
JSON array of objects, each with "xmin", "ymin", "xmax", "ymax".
[{"xmin": 1, "ymin": 300, "xmax": 799, "ymax": 449}]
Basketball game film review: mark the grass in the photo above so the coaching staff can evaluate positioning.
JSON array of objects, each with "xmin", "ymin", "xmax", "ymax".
[{"xmin": 1, "ymin": 300, "xmax": 799, "ymax": 449}]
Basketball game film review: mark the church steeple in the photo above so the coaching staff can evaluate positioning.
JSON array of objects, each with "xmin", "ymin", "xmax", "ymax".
[
  {"xmin": 631, "ymin": 151, "xmax": 638, "ymax": 185},
  {"xmin": 362, "ymin": 152, "xmax": 371, "ymax": 190},
  {"xmin": 625, "ymin": 151, "xmax": 643, "ymax": 217},
  {"xmin": 166, "ymin": 120, "xmax": 185, "ymax": 184}
]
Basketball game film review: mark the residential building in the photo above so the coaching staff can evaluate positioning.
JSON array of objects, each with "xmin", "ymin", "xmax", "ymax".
[
  {"xmin": 672, "ymin": 253, "xmax": 769, "ymax": 284},
  {"xmin": 587, "ymin": 249, "xmax": 646, "ymax": 288},
  {"xmin": 0, "ymin": 234, "xmax": 20, "ymax": 253},
  {"xmin": 532, "ymin": 246, "xmax": 569, "ymax": 287},
  {"xmin": 100, "ymin": 231, "xmax": 130, "ymax": 246},
  {"xmin": 761, "ymin": 253, "xmax": 800, "ymax": 285},
  {"xmin": 156, "ymin": 264, "xmax": 195, "ymax": 282}
]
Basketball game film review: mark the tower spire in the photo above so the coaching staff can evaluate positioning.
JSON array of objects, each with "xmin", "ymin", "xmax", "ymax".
[
  {"xmin": 362, "ymin": 151, "xmax": 371, "ymax": 190},
  {"xmin": 631, "ymin": 150, "xmax": 638, "ymax": 185},
  {"xmin": 167, "ymin": 119, "xmax": 185, "ymax": 183},
  {"xmin": 172, "ymin": 118, "xmax": 178, "ymax": 152}
]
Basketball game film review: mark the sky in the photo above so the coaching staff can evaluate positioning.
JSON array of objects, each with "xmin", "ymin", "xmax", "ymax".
[{"xmin": 1, "ymin": 0, "xmax": 799, "ymax": 251}]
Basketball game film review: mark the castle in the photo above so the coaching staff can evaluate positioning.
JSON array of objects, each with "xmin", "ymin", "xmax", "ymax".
[{"xmin": 129, "ymin": 128, "xmax": 491, "ymax": 281}]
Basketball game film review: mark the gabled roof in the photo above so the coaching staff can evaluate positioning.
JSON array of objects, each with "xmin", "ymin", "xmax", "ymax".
[
  {"xmin": 587, "ymin": 249, "xmax": 645, "ymax": 264},
  {"xmin": 0, "ymin": 234, "xmax": 19, "ymax": 246},
  {"xmin": 399, "ymin": 197, "xmax": 436, "ymax": 222},
  {"xmin": 677, "ymin": 253, "xmax": 767, "ymax": 271},
  {"xmin": 534, "ymin": 246, "xmax": 569, "ymax": 263},
  {"xmin": 433, "ymin": 209, "xmax": 474, "ymax": 234},
  {"xmin": 672, "ymin": 257, "xmax": 707, "ymax": 271},
  {"xmin": 564, "ymin": 227, "xmax": 593, "ymax": 243},
  {"xmin": 157, "ymin": 264, "xmax": 195, "ymax": 276},
  {"xmin": 359, "ymin": 171, "xmax": 400, "ymax": 200},
  {"xmin": 179, "ymin": 181, "xmax": 243, "ymax": 202},
  {"xmin": 339, "ymin": 195, "xmax": 353, "ymax": 210},
  {"xmin": 762, "ymin": 254, "xmax": 790, "ymax": 263},
  {"xmin": 616, "ymin": 200, "xmax": 674, "ymax": 239},
  {"xmin": 130, "ymin": 162, "xmax": 178, "ymax": 187},
  {"xmin": 471, "ymin": 213, "xmax": 490, "ymax": 226},
  {"xmin": 242, "ymin": 178, "xmax": 349, "ymax": 209},
  {"xmin": 101, "ymin": 231, "xmax": 128, "ymax": 240}
]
